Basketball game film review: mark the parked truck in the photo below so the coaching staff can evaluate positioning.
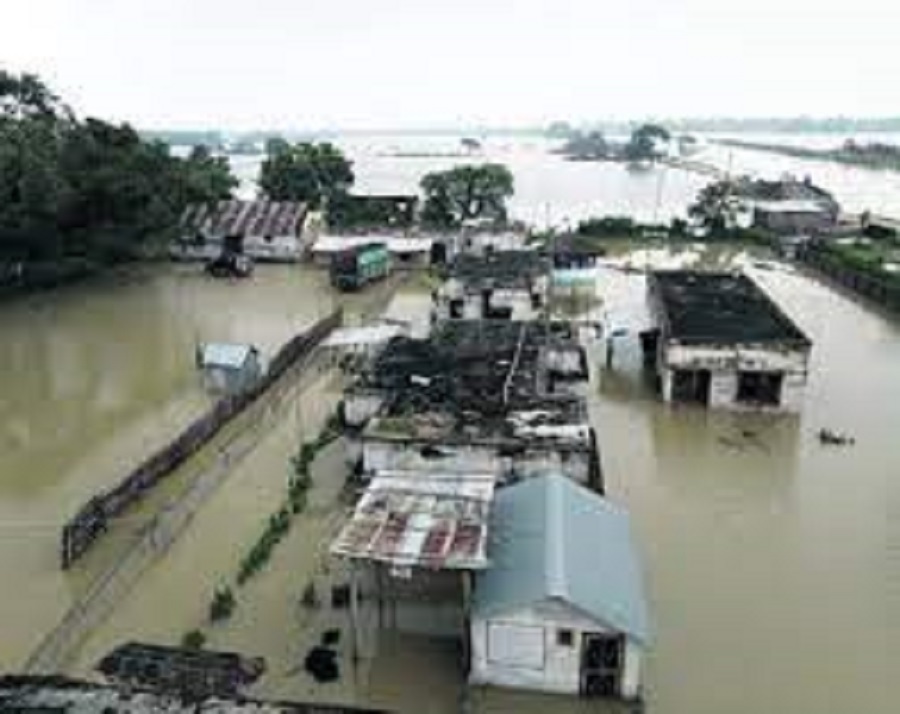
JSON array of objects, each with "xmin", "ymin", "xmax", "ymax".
[{"xmin": 330, "ymin": 242, "xmax": 391, "ymax": 291}]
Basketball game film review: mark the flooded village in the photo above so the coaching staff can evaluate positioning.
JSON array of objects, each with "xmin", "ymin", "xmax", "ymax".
[{"xmin": 1, "ymin": 93, "xmax": 899, "ymax": 712}]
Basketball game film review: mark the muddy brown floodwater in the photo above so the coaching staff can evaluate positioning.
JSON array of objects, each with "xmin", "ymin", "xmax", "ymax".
[
  {"xmin": 0, "ymin": 249, "xmax": 897, "ymax": 714},
  {"xmin": 0, "ymin": 263, "xmax": 392, "ymax": 672}
]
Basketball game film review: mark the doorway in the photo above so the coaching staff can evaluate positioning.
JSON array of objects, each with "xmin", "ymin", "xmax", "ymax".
[
  {"xmin": 671, "ymin": 369, "xmax": 711, "ymax": 405},
  {"xmin": 580, "ymin": 633, "xmax": 623, "ymax": 697}
]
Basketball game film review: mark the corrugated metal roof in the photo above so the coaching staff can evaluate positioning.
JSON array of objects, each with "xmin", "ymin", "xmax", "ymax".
[
  {"xmin": 200, "ymin": 343, "xmax": 255, "ymax": 369},
  {"xmin": 472, "ymin": 474, "xmax": 649, "ymax": 644},
  {"xmin": 181, "ymin": 200, "xmax": 308, "ymax": 237},
  {"xmin": 330, "ymin": 471, "xmax": 494, "ymax": 570}
]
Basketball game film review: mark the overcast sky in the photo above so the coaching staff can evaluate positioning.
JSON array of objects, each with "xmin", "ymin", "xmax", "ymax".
[{"xmin": 3, "ymin": 0, "xmax": 897, "ymax": 130}]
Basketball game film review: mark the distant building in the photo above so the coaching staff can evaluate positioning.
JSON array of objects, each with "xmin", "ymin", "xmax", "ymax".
[
  {"xmin": 197, "ymin": 342, "xmax": 262, "ymax": 395},
  {"xmin": 434, "ymin": 251, "xmax": 550, "ymax": 321},
  {"xmin": 753, "ymin": 200, "xmax": 836, "ymax": 235},
  {"xmin": 469, "ymin": 474, "xmax": 649, "ymax": 700},
  {"xmin": 646, "ymin": 271, "xmax": 812, "ymax": 411},
  {"xmin": 172, "ymin": 200, "xmax": 315, "ymax": 262},
  {"xmin": 343, "ymin": 320, "xmax": 599, "ymax": 489}
]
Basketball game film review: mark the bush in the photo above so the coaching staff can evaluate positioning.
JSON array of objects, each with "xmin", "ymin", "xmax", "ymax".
[
  {"xmin": 181, "ymin": 629, "xmax": 206, "ymax": 650},
  {"xmin": 209, "ymin": 586, "xmax": 236, "ymax": 622}
]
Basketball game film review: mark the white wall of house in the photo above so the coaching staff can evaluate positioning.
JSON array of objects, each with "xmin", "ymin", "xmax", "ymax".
[
  {"xmin": 344, "ymin": 391, "xmax": 386, "ymax": 428},
  {"xmin": 469, "ymin": 599, "xmax": 643, "ymax": 699},
  {"xmin": 658, "ymin": 341, "xmax": 810, "ymax": 412},
  {"xmin": 242, "ymin": 234, "xmax": 304, "ymax": 262},
  {"xmin": 361, "ymin": 438, "xmax": 591, "ymax": 484}
]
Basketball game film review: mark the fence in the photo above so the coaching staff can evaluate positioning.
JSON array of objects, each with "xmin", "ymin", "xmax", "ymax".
[
  {"xmin": 798, "ymin": 244, "xmax": 900, "ymax": 314},
  {"xmin": 60, "ymin": 310, "xmax": 343, "ymax": 569},
  {"xmin": 26, "ymin": 316, "xmax": 341, "ymax": 675}
]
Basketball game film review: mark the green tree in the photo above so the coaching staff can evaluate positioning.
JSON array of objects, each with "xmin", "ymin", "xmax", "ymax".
[
  {"xmin": 259, "ymin": 141, "xmax": 354, "ymax": 208},
  {"xmin": 420, "ymin": 164, "xmax": 514, "ymax": 228},
  {"xmin": 688, "ymin": 181, "xmax": 738, "ymax": 234},
  {"xmin": 625, "ymin": 124, "xmax": 671, "ymax": 161},
  {"xmin": 0, "ymin": 71, "xmax": 237, "ymax": 269}
]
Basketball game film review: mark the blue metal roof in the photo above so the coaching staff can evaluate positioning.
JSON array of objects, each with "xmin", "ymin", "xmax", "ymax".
[
  {"xmin": 472, "ymin": 474, "xmax": 650, "ymax": 644},
  {"xmin": 200, "ymin": 343, "xmax": 255, "ymax": 369}
]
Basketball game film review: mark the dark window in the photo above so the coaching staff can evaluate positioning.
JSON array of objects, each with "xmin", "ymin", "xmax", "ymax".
[
  {"xmin": 737, "ymin": 371, "xmax": 783, "ymax": 405},
  {"xmin": 263, "ymin": 234, "xmax": 274, "ymax": 243},
  {"xmin": 449, "ymin": 298, "xmax": 465, "ymax": 318},
  {"xmin": 557, "ymin": 629, "xmax": 574, "ymax": 647}
]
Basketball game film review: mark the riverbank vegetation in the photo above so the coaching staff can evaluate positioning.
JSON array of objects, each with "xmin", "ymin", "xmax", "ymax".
[
  {"xmin": 718, "ymin": 137, "xmax": 900, "ymax": 172},
  {"xmin": 0, "ymin": 72, "xmax": 236, "ymax": 291}
]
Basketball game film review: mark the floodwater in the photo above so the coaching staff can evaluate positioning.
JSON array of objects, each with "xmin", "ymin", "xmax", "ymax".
[
  {"xmin": 230, "ymin": 131, "xmax": 900, "ymax": 226},
  {"xmin": 588, "ymin": 245, "xmax": 898, "ymax": 713},
  {"xmin": 0, "ymin": 263, "xmax": 383, "ymax": 671},
  {"xmin": 1, "ymin": 133, "xmax": 899, "ymax": 710}
]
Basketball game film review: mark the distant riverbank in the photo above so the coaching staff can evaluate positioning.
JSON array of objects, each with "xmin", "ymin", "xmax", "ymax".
[{"xmin": 717, "ymin": 138, "xmax": 900, "ymax": 172}]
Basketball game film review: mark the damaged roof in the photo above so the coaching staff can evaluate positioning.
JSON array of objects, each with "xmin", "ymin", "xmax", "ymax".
[
  {"xmin": 650, "ymin": 270, "xmax": 811, "ymax": 346},
  {"xmin": 330, "ymin": 471, "xmax": 494, "ymax": 570},
  {"xmin": 449, "ymin": 251, "xmax": 549, "ymax": 290},
  {"xmin": 355, "ymin": 320, "xmax": 590, "ymax": 448},
  {"xmin": 181, "ymin": 200, "xmax": 308, "ymax": 237}
]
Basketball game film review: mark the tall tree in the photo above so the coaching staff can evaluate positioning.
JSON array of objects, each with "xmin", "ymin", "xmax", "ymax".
[
  {"xmin": 0, "ymin": 71, "xmax": 238, "ymax": 266},
  {"xmin": 420, "ymin": 164, "xmax": 514, "ymax": 228},
  {"xmin": 625, "ymin": 124, "xmax": 671, "ymax": 161},
  {"xmin": 258, "ymin": 141, "xmax": 354, "ymax": 208}
]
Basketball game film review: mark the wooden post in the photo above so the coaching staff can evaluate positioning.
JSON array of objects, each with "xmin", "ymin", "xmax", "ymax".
[
  {"xmin": 606, "ymin": 337, "xmax": 614, "ymax": 368},
  {"xmin": 349, "ymin": 562, "xmax": 361, "ymax": 665}
]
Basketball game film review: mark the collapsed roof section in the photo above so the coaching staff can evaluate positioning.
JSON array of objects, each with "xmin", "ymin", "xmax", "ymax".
[
  {"xmin": 448, "ymin": 251, "xmax": 550, "ymax": 292},
  {"xmin": 354, "ymin": 320, "xmax": 591, "ymax": 448}
]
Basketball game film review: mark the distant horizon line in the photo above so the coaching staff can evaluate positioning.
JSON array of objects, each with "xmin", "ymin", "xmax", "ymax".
[{"xmin": 139, "ymin": 116, "xmax": 900, "ymax": 141}]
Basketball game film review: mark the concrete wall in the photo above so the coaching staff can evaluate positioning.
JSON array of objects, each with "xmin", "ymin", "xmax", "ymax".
[
  {"xmin": 171, "ymin": 235, "xmax": 304, "ymax": 262},
  {"xmin": 361, "ymin": 438, "xmax": 591, "ymax": 484},
  {"xmin": 344, "ymin": 390, "xmax": 386, "ymax": 428},
  {"xmin": 659, "ymin": 341, "xmax": 810, "ymax": 412},
  {"xmin": 469, "ymin": 600, "xmax": 642, "ymax": 699}
]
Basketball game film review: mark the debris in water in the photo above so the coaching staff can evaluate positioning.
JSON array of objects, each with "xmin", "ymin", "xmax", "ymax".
[
  {"xmin": 305, "ymin": 646, "xmax": 340, "ymax": 683},
  {"xmin": 818, "ymin": 428, "xmax": 855, "ymax": 446}
]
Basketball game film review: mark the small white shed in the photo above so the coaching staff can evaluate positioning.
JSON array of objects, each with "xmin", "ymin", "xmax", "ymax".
[
  {"xmin": 197, "ymin": 343, "xmax": 262, "ymax": 395},
  {"xmin": 470, "ymin": 474, "xmax": 649, "ymax": 701}
]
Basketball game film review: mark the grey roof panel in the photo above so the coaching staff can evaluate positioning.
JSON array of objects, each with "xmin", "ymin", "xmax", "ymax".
[{"xmin": 472, "ymin": 474, "xmax": 650, "ymax": 644}]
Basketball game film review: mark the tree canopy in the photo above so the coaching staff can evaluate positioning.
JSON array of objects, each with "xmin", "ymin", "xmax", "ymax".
[
  {"xmin": 0, "ymin": 71, "xmax": 236, "ymax": 265},
  {"xmin": 625, "ymin": 123, "xmax": 671, "ymax": 161},
  {"xmin": 258, "ymin": 141, "xmax": 354, "ymax": 208},
  {"xmin": 420, "ymin": 163, "xmax": 514, "ymax": 228}
]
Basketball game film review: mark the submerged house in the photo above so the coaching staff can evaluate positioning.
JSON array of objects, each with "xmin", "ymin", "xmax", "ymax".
[
  {"xmin": 172, "ymin": 200, "xmax": 314, "ymax": 262},
  {"xmin": 434, "ymin": 251, "xmax": 551, "ymax": 321},
  {"xmin": 197, "ymin": 342, "xmax": 262, "ymax": 394},
  {"xmin": 753, "ymin": 199, "xmax": 836, "ymax": 235},
  {"xmin": 344, "ymin": 320, "xmax": 600, "ymax": 489},
  {"xmin": 646, "ymin": 270, "xmax": 812, "ymax": 411},
  {"xmin": 470, "ymin": 474, "xmax": 648, "ymax": 700}
]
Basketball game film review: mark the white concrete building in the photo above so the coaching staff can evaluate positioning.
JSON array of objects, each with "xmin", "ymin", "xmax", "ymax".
[
  {"xmin": 434, "ymin": 252, "xmax": 550, "ymax": 321},
  {"xmin": 172, "ymin": 199, "xmax": 317, "ymax": 262},
  {"xmin": 646, "ymin": 271, "xmax": 812, "ymax": 411},
  {"xmin": 470, "ymin": 474, "xmax": 649, "ymax": 701}
]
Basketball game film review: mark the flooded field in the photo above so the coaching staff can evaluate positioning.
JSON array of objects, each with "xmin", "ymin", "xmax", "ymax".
[
  {"xmin": 0, "ymin": 263, "xmax": 388, "ymax": 671},
  {"xmin": 0, "ymin": 246, "xmax": 896, "ymax": 714}
]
